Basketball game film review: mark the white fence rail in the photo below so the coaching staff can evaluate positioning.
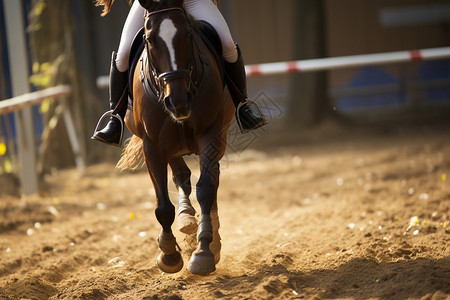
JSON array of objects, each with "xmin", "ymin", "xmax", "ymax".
[{"xmin": 0, "ymin": 85, "xmax": 71, "ymax": 115}]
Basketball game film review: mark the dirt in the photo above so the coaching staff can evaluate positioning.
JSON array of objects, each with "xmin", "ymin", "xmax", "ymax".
[{"xmin": 1, "ymin": 121, "xmax": 450, "ymax": 300}]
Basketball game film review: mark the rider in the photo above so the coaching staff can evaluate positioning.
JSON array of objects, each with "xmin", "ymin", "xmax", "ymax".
[{"xmin": 92, "ymin": 0, "xmax": 267, "ymax": 147}]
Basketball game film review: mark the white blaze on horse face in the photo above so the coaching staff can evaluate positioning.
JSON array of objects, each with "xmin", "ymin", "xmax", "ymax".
[{"xmin": 159, "ymin": 18, "xmax": 178, "ymax": 70}]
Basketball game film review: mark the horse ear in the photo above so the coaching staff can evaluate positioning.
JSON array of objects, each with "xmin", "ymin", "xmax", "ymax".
[{"xmin": 138, "ymin": 0, "xmax": 152, "ymax": 9}]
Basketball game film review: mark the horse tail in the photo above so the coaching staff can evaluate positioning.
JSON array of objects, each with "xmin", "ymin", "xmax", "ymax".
[{"xmin": 116, "ymin": 135, "xmax": 145, "ymax": 172}]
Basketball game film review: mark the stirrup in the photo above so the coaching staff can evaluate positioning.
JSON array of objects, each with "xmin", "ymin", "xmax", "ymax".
[
  {"xmin": 236, "ymin": 100, "xmax": 268, "ymax": 134},
  {"xmin": 91, "ymin": 110, "xmax": 125, "ymax": 147}
]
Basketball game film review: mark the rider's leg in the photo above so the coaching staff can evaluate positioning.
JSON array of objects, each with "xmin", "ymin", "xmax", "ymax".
[
  {"xmin": 91, "ymin": 52, "xmax": 128, "ymax": 146},
  {"xmin": 116, "ymin": 0, "xmax": 145, "ymax": 72},
  {"xmin": 92, "ymin": 1, "xmax": 144, "ymax": 146},
  {"xmin": 184, "ymin": 0, "xmax": 267, "ymax": 132},
  {"xmin": 184, "ymin": 0, "xmax": 237, "ymax": 63},
  {"xmin": 223, "ymin": 45, "xmax": 268, "ymax": 132}
]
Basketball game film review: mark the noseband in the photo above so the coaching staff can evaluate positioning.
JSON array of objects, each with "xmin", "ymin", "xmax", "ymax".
[{"xmin": 144, "ymin": 7, "xmax": 194, "ymax": 102}]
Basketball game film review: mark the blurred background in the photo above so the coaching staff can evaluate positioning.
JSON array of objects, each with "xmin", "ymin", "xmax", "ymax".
[{"xmin": 1, "ymin": 0, "xmax": 450, "ymax": 195}]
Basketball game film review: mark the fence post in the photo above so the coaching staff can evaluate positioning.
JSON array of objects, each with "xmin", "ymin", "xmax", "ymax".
[{"xmin": 4, "ymin": 1, "xmax": 38, "ymax": 195}]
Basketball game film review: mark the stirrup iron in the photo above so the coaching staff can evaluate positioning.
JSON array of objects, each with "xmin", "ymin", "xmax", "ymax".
[
  {"xmin": 91, "ymin": 110, "xmax": 125, "ymax": 147},
  {"xmin": 236, "ymin": 100, "xmax": 267, "ymax": 134}
]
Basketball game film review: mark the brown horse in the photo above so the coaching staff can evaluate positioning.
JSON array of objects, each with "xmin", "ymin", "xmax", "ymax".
[{"xmin": 118, "ymin": 0, "xmax": 234, "ymax": 275}]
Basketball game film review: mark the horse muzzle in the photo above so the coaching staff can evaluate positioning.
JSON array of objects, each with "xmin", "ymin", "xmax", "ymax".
[
  {"xmin": 159, "ymin": 70, "xmax": 193, "ymax": 122},
  {"xmin": 164, "ymin": 92, "xmax": 193, "ymax": 122}
]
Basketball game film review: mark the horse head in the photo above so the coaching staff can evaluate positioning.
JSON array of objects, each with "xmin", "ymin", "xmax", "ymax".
[{"xmin": 140, "ymin": 0, "xmax": 194, "ymax": 122}]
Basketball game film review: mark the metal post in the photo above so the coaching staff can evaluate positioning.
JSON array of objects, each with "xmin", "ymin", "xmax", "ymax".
[
  {"xmin": 61, "ymin": 98, "xmax": 85, "ymax": 172},
  {"xmin": 3, "ymin": 0, "xmax": 38, "ymax": 195}
]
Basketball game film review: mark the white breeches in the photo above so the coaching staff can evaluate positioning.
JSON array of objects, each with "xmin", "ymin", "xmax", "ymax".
[{"xmin": 116, "ymin": 0, "xmax": 238, "ymax": 72}]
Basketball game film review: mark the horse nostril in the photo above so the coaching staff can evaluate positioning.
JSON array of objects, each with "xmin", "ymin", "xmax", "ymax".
[
  {"xmin": 165, "ymin": 96, "xmax": 175, "ymax": 111},
  {"xmin": 164, "ymin": 92, "xmax": 192, "ymax": 121},
  {"xmin": 187, "ymin": 92, "xmax": 193, "ymax": 106}
]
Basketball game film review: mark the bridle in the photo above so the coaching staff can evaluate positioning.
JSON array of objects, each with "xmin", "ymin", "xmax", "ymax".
[{"xmin": 144, "ymin": 7, "xmax": 194, "ymax": 102}]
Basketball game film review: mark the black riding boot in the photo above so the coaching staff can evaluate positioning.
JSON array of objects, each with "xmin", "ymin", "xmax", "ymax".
[
  {"xmin": 92, "ymin": 52, "xmax": 128, "ymax": 147},
  {"xmin": 225, "ymin": 45, "xmax": 267, "ymax": 133}
]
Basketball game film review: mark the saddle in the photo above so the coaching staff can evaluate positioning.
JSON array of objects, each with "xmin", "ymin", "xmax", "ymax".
[
  {"xmin": 195, "ymin": 20, "xmax": 225, "ymax": 82},
  {"xmin": 126, "ymin": 21, "xmax": 225, "ymax": 109},
  {"xmin": 127, "ymin": 27, "xmax": 145, "ymax": 109}
]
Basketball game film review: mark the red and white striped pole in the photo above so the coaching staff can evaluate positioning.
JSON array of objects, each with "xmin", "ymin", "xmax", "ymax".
[
  {"xmin": 245, "ymin": 47, "xmax": 450, "ymax": 77},
  {"xmin": 96, "ymin": 47, "xmax": 450, "ymax": 88}
]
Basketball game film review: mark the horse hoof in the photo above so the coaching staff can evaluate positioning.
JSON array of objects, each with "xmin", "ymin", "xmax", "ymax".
[
  {"xmin": 214, "ymin": 252, "xmax": 221, "ymax": 265},
  {"xmin": 210, "ymin": 240, "xmax": 221, "ymax": 264},
  {"xmin": 157, "ymin": 251, "xmax": 183, "ymax": 273},
  {"xmin": 178, "ymin": 213, "xmax": 198, "ymax": 235},
  {"xmin": 187, "ymin": 248, "xmax": 216, "ymax": 275}
]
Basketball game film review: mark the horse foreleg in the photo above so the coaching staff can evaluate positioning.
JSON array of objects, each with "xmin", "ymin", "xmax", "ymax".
[
  {"xmin": 169, "ymin": 157, "xmax": 198, "ymax": 235},
  {"xmin": 187, "ymin": 147, "xmax": 221, "ymax": 275},
  {"xmin": 143, "ymin": 138, "xmax": 183, "ymax": 273}
]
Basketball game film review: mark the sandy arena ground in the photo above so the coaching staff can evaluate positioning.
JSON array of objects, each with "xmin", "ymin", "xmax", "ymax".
[{"xmin": 0, "ymin": 121, "xmax": 449, "ymax": 299}]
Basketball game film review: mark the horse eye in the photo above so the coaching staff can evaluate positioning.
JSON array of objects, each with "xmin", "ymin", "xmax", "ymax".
[{"xmin": 145, "ymin": 34, "xmax": 154, "ymax": 46}]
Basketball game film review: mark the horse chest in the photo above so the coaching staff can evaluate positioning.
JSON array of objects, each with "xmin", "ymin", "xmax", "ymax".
[{"xmin": 154, "ymin": 123, "xmax": 197, "ymax": 157}]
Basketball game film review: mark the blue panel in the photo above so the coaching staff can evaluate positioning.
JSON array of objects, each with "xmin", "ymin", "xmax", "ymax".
[
  {"xmin": 419, "ymin": 60, "xmax": 450, "ymax": 103},
  {"xmin": 336, "ymin": 66, "xmax": 406, "ymax": 112}
]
